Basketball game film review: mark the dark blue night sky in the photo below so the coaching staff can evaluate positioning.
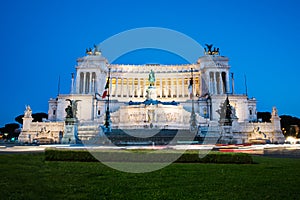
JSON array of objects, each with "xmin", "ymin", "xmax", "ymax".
[{"xmin": 0, "ymin": 0, "xmax": 299, "ymax": 126}]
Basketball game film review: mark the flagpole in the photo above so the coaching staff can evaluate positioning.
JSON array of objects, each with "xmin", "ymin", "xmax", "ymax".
[
  {"xmin": 192, "ymin": 68, "xmax": 195, "ymax": 123},
  {"xmin": 107, "ymin": 67, "xmax": 111, "ymax": 112},
  {"xmin": 104, "ymin": 67, "xmax": 111, "ymax": 131}
]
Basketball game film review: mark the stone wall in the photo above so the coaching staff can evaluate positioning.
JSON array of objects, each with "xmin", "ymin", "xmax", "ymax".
[{"xmin": 18, "ymin": 121, "xmax": 64, "ymax": 143}]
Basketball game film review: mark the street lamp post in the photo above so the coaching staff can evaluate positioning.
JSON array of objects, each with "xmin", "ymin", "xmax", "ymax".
[
  {"xmin": 190, "ymin": 68, "xmax": 197, "ymax": 133},
  {"xmin": 104, "ymin": 67, "xmax": 112, "ymax": 132}
]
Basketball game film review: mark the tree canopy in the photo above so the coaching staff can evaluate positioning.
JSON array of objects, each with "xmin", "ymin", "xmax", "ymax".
[
  {"xmin": 0, "ymin": 123, "xmax": 20, "ymax": 139},
  {"xmin": 15, "ymin": 112, "xmax": 48, "ymax": 124},
  {"xmin": 247, "ymin": 112, "xmax": 300, "ymax": 137},
  {"xmin": 280, "ymin": 115, "xmax": 300, "ymax": 137},
  {"xmin": 0, "ymin": 112, "xmax": 49, "ymax": 140},
  {"xmin": 257, "ymin": 112, "xmax": 271, "ymax": 122}
]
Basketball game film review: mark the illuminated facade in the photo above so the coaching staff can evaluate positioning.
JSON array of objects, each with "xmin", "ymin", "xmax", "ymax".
[{"xmin": 18, "ymin": 47, "xmax": 285, "ymax": 144}]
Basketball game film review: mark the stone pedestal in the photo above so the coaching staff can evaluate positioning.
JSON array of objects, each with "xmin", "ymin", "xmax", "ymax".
[
  {"xmin": 270, "ymin": 106, "xmax": 285, "ymax": 143},
  {"xmin": 218, "ymin": 125, "xmax": 234, "ymax": 144},
  {"xmin": 18, "ymin": 131, "xmax": 32, "ymax": 144},
  {"xmin": 18, "ymin": 106, "xmax": 33, "ymax": 143},
  {"xmin": 146, "ymin": 86, "xmax": 157, "ymax": 100},
  {"xmin": 22, "ymin": 116, "xmax": 33, "ymax": 131},
  {"xmin": 62, "ymin": 118, "xmax": 79, "ymax": 144},
  {"xmin": 231, "ymin": 117, "xmax": 239, "ymax": 131}
]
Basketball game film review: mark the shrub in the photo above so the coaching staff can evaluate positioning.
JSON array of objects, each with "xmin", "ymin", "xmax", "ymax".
[{"xmin": 45, "ymin": 148, "xmax": 253, "ymax": 164}]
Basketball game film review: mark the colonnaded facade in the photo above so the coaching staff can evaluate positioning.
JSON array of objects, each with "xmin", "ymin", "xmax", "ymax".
[{"xmin": 18, "ymin": 45, "xmax": 285, "ymax": 144}]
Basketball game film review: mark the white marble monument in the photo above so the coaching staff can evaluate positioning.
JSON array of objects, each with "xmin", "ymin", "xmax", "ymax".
[{"xmin": 19, "ymin": 45, "xmax": 285, "ymax": 144}]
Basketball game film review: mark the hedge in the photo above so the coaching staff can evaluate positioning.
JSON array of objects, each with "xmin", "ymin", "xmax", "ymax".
[{"xmin": 45, "ymin": 148, "xmax": 253, "ymax": 164}]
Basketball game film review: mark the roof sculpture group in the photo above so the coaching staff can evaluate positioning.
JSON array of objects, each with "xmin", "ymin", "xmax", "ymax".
[
  {"xmin": 204, "ymin": 44, "xmax": 220, "ymax": 55},
  {"xmin": 86, "ymin": 44, "xmax": 101, "ymax": 55}
]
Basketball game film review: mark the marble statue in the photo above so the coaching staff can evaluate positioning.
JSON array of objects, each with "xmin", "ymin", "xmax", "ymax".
[
  {"xmin": 149, "ymin": 69, "xmax": 155, "ymax": 86},
  {"xmin": 65, "ymin": 99, "xmax": 81, "ymax": 119},
  {"xmin": 272, "ymin": 106, "xmax": 278, "ymax": 117},
  {"xmin": 24, "ymin": 105, "xmax": 32, "ymax": 118}
]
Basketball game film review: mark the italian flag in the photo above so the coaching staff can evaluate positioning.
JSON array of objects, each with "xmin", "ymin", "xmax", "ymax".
[{"xmin": 102, "ymin": 79, "xmax": 109, "ymax": 99}]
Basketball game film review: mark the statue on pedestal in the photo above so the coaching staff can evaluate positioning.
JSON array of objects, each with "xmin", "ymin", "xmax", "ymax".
[
  {"xmin": 93, "ymin": 44, "xmax": 101, "ymax": 55},
  {"xmin": 62, "ymin": 99, "xmax": 81, "ymax": 144},
  {"xmin": 24, "ymin": 105, "xmax": 32, "ymax": 118},
  {"xmin": 272, "ymin": 106, "xmax": 278, "ymax": 117},
  {"xmin": 65, "ymin": 99, "xmax": 81, "ymax": 119},
  {"xmin": 149, "ymin": 69, "xmax": 155, "ymax": 86},
  {"xmin": 146, "ymin": 69, "xmax": 157, "ymax": 100},
  {"xmin": 217, "ymin": 96, "xmax": 233, "ymax": 126}
]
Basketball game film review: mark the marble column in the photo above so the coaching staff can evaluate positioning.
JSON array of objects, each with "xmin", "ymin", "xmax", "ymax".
[
  {"xmin": 110, "ymin": 77, "xmax": 113, "ymax": 96},
  {"xmin": 138, "ymin": 78, "xmax": 140, "ymax": 97},
  {"xmin": 214, "ymin": 72, "xmax": 218, "ymax": 95},
  {"xmin": 160, "ymin": 78, "xmax": 163, "ymax": 97},
  {"xmin": 176, "ymin": 78, "xmax": 179, "ymax": 97},
  {"xmin": 91, "ymin": 78, "xmax": 95, "ymax": 94},
  {"xmin": 89, "ymin": 73, "xmax": 92, "ymax": 94},
  {"xmin": 127, "ymin": 78, "xmax": 129, "ymax": 97},
  {"xmin": 145, "ymin": 77, "xmax": 147, "ymax": 97},
  {"xmin": 199, "ymin": 75, "xmax": 203, "ymax": 97},
  {"xmin": 170, "ymin": 78, "xmax": 173, "ymax": 97},
  {"xmin": 121, "ymin": 78, "xmax": 124, "ymax": 97},
  {"xmin": 116, "ymin": 77, "xmax": 119, "ymax": 96},
  {"xmin": 209, "ymin": 73, "xmax": 213, "ymax": 95},
  {"xmin": 226, "ymin": 72, "xmax": 230, "ymax": 94},
  {"xmin": 132, "ymin": 79, "xmax": 135, "ymax": 97},
  {"xmin": 219, "ymin": 72, "xmax": 223, "ymax": 94},
  {"xmin": 83, "ymin": 72, "xmax": 86, "ymax": 94},
  {"xmin": 182, "ymin": 78, "xmax": 185, "ymax": 97}
]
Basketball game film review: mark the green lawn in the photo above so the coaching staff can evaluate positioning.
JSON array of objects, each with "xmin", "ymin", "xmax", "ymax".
[{"xmin": 0, "ymin": 153, "xmax": 299, "ymax": 199}]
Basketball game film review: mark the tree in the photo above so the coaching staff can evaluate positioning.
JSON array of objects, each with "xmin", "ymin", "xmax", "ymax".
[
  {"xmin": 280, "ymin": 115, "xmax": 300, "ymax": 137},
  {"xmin": 0, "ymin": 123, "xmax": 20, "ymax": 139},
  {"xmin": 15, "ymin": 115, "xmax": 23, "ymax": 124},
  {"xmin": 32, "ymin": 113, "xmax": 48, "ymax": 122},
  {"xmin": 257, "ymin": 112, "xmax": 271, "ymax": 122}
]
